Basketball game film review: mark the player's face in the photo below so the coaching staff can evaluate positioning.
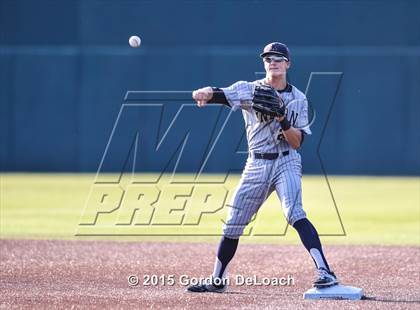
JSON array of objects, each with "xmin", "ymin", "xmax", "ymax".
[{"xmin": 263, "ymin": 55, "xmax": 290, "ymax": 77}]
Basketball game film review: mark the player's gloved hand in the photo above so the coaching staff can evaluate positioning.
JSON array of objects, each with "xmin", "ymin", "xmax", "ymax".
[
  {"xmin": 192, "ymin": 87, "xmax": 213, "ymax": 107},
  {"xmin": 252, "ymin": 85, "xmax": 286, "ymax": 117}
]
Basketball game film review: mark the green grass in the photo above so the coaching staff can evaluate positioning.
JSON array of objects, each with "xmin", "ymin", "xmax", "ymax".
[{"xmin": 1, "ymin": 173, "xmax": 419, "ymax": 245}]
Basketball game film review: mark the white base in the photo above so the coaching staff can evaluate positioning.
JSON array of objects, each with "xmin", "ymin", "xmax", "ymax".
[{"xmin": 303, "ymin": 284, "xmax": 363, "ymax": 300}]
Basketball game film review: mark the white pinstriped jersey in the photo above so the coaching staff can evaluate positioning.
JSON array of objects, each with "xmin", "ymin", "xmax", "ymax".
[{"xmin": 221, "ymin": 79, "xmax": 311, "ymax": 153}]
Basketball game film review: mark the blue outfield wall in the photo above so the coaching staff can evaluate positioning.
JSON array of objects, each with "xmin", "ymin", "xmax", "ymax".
[{"xmin": 0, "ymin": 0, "xmax": 419, "ymax": 175}]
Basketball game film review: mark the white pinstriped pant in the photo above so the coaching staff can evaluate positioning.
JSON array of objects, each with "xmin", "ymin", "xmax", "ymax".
[{"xmin": 223, "ymin": 150, "xmax": 307, "ymax": 239}]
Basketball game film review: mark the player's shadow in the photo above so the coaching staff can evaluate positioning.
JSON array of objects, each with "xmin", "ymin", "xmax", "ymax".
[{"xmin": 362, "ymin": 296, "xmax": 420, "ymax": 304}]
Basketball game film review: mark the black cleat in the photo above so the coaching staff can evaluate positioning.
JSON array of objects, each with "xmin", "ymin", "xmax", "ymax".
[
  {"xmin": 186, "ymin": 283, "xmax": 227, "ymax": 293},
  {"xmin": 313, "ymin": 267, "xmax": 339, "ymax": 288}
]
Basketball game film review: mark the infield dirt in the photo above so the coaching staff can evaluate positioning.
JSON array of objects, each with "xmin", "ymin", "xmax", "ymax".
[{"xmin": 1, "ymin": 240, "xmax": 419, "ymax": 309}]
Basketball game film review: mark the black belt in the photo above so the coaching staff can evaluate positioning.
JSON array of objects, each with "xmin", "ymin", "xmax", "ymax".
[{"xmin": 253, "ymin": 151, "xmax": 289, "ymax": 160}]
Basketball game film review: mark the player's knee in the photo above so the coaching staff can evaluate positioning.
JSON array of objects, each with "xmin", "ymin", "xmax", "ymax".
[
  {"xmin": 288, "ymin": 214, "xmax": 307, "ymax": 226},
  {"xmin": 222, "ymin": 225, "xmax": 244, "ymax": 239}
]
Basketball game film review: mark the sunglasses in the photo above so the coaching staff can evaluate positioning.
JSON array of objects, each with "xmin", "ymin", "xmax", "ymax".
[{"xmin": 263, "ymin": 56, "xmax": 288, "ymax": 63}]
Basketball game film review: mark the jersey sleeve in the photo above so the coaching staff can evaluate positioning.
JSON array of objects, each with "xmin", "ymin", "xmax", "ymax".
[
  {"xmin": 295, "ymin": 97, "xmax": 312, "ymax": 135},
  {"xmin": 220, "ymin": 81, "xmax": 254, "ymax": 111}
]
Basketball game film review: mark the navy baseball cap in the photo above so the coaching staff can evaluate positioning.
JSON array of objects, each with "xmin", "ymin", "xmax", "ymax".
[{"xmin": 260, "ymin": 42, "xmax": 290, "ymax": 61}]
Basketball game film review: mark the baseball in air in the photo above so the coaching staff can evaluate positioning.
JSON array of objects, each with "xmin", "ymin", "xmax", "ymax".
[{"xmin": 129, "ymin": 36, "xmax": 141, "ymax": 48}]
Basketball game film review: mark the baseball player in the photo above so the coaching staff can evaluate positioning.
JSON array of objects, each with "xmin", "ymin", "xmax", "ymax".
[{"xmin": 187, "ymin": 42, "xmax": 338, "ymax": 293}]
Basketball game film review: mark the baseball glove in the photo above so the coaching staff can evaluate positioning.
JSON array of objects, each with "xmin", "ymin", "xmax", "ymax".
[{"xmin": 252, "ymin": 85, "xmax": 286, "ymax": 118}]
